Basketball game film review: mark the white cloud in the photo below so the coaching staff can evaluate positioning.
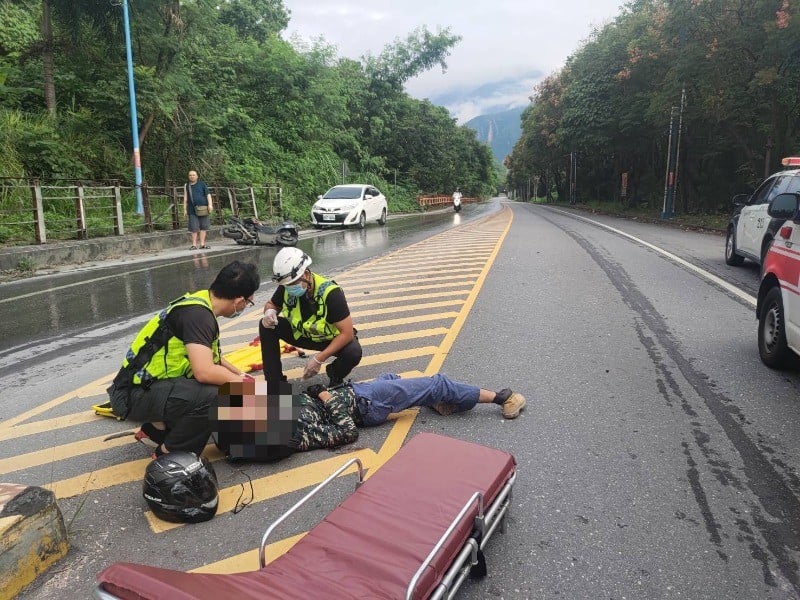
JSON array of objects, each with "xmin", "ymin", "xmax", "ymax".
[{"xmin": 283, "ymin": 0, "xmax": 623, "ymax": 119}]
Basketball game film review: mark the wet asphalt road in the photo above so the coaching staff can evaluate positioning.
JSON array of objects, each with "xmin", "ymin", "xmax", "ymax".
[
  {"xmin": 5, "ymin": 200, "xmax": 800, "ymax": 599},
  {"xmin": 0, "ymin": 205, "xmax": 493, "ymax": 372}
]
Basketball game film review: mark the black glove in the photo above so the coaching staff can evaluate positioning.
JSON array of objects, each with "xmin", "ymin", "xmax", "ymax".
[{"xmin": 305, "ymin": 384, "xmax": 327, "ymax": 400}]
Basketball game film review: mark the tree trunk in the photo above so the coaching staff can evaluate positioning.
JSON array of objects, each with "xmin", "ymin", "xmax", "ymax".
[
  {"xmin": 41, "ymin": 0, "xmax": 56, "ymax": 116},
  {"xmin": 139, "ymin": 112, "xmax": 155, "ymax": 146}
]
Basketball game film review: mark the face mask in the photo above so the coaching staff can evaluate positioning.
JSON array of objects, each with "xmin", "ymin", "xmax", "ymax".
[
  {"xmin": 227, "ymin": 308, "xmax": 243, "ymax": 319},
  {"xmin": 286, "ymin": 283, "xmax": 306, "ymax": 297}
]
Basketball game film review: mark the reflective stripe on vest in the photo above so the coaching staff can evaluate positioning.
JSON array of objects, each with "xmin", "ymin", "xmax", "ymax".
[
  {"xmin": 122, "ymin": 290, "xmax": 220, "ymax": 385},
  {"xmin": 284, "ymin": 273, "xmax": 341, "ymax": 342}
]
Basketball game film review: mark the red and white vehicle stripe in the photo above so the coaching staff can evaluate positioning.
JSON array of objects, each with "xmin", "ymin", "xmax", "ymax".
[{"xmin": 764, "ymin": 242, "xmax": 800, "ymax": 297}]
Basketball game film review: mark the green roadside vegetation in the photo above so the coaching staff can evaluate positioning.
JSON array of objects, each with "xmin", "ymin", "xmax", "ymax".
[
  {"xmin": 0, "ymin": 0, "xmax": 500, "ymax": 244},
  {"xmin": 506, "ymin": 1, "xmax": 799, "ymax": 217},
  {"xmin": 534, "ymin": 197, "xmax": 729, "ymax": 233}
]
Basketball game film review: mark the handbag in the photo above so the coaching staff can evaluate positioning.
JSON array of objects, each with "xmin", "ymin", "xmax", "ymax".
[{"xmin": 187, "ymin": 183, "xmax": 210, "ymax": 216}]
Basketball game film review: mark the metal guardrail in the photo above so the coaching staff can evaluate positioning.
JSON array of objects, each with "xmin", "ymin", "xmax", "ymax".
[
  {"xmin": 417, "ymin": 195, "xmax": 477, "ymax": 208},
  {"xmin": 0, "ymin": 178, "xmax": 282, "ymax": 245}
]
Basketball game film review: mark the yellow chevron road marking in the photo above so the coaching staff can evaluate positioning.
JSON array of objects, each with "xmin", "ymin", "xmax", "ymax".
[
  {"xmin": 0, "ymin": 432, "xmax": 136, "ymax": 476},
  {"xmin": 0, "ymin": 411, "xmax": 99, "ymax": 442},
  {"xmin": 359, "ymin": 328, "xmax": 448, "ymax": 346},
  {"xmin": 336, "ymin": 267, "xmax": 482, "ymax": 286},
  {"xmin": 45, "ymin": 445, "xmax": 226, "ymax": 499},
  {"xmin": 282, "ymin": 347, "xmax": 438, "ymax": 379},
  {"xmin": 345, "ymin": 253, "xmax": 496, "ymax": 275},
  {"xmin": 353, "ymin": 300, "xmax": 464, "ymax": 318},
  {"xmin": 0, "ymin": 377, "xmax": 114, "ymax": 430},
  {"xmin": 425, "ymin": 208, "xmax": 513, "ymax": 374},
  {"xmin": 347, "ymin": 289, "xmax": 469, "ymax": 307},
  {"xmin": 354, "ymin": 312, "xmax": 460, "ymax": 331},
  {"xmin": 343, "ymin": 275, "xmax": 477, "ymax": 292},
  {"xmin": 346, "ymin": 280, "xmax": 473, "ymax": 296}
]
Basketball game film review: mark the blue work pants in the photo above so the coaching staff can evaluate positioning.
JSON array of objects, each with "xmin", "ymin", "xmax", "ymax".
[{"xmin": 351, "ymin": 373, "xmax": 480, "ymax": 427}]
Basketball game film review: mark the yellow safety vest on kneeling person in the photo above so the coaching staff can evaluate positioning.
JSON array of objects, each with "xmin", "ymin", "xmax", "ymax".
[
  {"xmin": 284, "ymin": 273, "xmax": 340, "ymax": 343},
  {"xmin": 120, "ymin": 290, "xmax": 221, "ymax": 387}
]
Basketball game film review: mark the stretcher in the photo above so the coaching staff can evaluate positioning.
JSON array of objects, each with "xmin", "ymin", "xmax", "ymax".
[{"xmin": 94, "ymin": 432, "xmax": 517, "ymax": 600}]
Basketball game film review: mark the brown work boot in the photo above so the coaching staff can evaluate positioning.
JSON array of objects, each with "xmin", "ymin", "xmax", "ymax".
[
  {"xmin": 502, "ymin": 392, "xmax": 526, "ymax": 419},
  {"xmin": 431, "ymin": 402, "xmax": 459, "ymax": 416}
]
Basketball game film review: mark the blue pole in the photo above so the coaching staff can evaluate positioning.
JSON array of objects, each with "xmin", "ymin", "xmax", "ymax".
[{"xmin": 121, "ymin": 0, "xmax": 144, "ymax": 214}]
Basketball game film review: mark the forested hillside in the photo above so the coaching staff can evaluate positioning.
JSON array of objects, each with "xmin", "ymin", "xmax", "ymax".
[
  {"xmin": 0, "ymin": 0, "xmax": 498, "ymax": 221},
  {"xmin": 506, "ymin": 0, "xmax": 800, "ymax": 213}
]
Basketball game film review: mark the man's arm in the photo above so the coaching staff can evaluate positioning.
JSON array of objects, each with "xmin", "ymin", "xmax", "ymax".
[
  {"xmin": 205, "ymin": 185, "xmax": 213, "ymax": 211},
  {"xmin": 294, "ymin": 391, "xmax": 358, "ymax": 452},
  {"xmin": 314, "ymin": 315, "xmax": 355, "ymax": 363},
  {"xmin": 219, "ymin": 356, "xmax": 247, "ymax": 378},
  {"xmin": 186, "ymin": 343, "xmax": 246, "ymax": 385}
]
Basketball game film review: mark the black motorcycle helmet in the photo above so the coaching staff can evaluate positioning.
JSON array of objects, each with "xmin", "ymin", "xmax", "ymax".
[{"xmin": 143, "ymin": 452, "xmax": 219, "ymax": 523}]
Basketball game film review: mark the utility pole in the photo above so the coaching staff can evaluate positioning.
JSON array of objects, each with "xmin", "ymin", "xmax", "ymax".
[
  {"xmin": 662, "ymin": 88, "xmax": 685, "ymax": 220},
  {"xmin": 569, "ymin": 152, "xmax": 577, "ymax": 205},
  {"xmin": 120, "ymin": 0, "xmax": 144, "ymax": 214}
]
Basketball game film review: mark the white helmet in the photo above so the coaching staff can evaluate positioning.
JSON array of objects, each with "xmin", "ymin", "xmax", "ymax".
[{"xmin": 272, "ymin": 247, "xmax": 312, "ymax": 285}]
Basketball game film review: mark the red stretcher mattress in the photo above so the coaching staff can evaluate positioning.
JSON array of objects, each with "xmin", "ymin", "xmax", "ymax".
[{"xmin": 97, "ymin": 432, "xmax": 517, "ymax": 600}]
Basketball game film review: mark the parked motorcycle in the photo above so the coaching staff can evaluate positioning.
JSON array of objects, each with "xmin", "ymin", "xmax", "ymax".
[
  {"xmin": 452, "ymin": 191, "xmax": 462, "ymax": 213},
  {"xmin": 221, "ymin": 215, "xmax": 299, "ymax": 247}
]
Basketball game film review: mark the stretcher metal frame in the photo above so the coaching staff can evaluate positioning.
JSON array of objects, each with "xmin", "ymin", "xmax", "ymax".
[{"xmin": 93, "ymin": 433, "xmax": 516, "ymax": 600}]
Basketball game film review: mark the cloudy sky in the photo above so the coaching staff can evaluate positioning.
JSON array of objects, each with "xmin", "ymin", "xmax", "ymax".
[{"xmin": 282, "ymin": 0, "xmax": 625, "ymax": 122}]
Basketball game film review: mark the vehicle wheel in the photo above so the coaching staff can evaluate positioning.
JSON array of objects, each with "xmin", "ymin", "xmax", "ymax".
[
  {"xmin": 725, "ymin": 228, "xmax": 745, "ymax": 266},
  {"xmin": 278, "ymin": 232, "xmax": 298, "ymax": 247},
  {"xmin": 357, "ymin": 212, "xmax": 366, "ymax": 229},
  {"xmin": 377, "ymin": 208, "xmax": 387, "ymax": 226},
  {"xmin": 759, "ymin": 286, "xmax": 793, "ymax": 369}
]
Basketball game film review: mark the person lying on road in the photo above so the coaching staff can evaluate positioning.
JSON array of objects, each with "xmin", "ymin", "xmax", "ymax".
[{"xmin": 211, "ymin": 373, "xmax": 526, "ymax": 461}]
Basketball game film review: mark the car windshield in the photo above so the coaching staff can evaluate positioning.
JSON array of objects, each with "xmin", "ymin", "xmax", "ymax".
[{"xmin": 323, "ymin": 186, "xmax": 363, "ymax": 200}]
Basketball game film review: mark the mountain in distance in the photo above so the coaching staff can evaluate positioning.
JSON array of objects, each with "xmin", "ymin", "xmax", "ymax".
[
  {"xmin": 464, "ymin": 106, "xmax": 525, "ymax": 166},
  {"xmin": 422, "ymin": 72, "xmax": 538, "ymax": 165}
]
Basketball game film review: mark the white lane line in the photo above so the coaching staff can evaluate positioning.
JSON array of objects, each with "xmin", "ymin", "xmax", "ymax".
[{"xmin": 548, "ymin": 207, "xmax": 757, "ymax": 307}]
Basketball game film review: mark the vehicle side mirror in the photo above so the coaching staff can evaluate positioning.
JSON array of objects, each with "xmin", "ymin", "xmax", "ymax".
[
  {"xmin": 364, "ymin": 194, "xmax": 373, "ymax": 200},
  {"xmin": 768, "ymin": 192, "xmax": 800, "ymax": 220},
  {"xmin": 317, "ymin": 195, "xmax": 323, "ymax": 200},
  {"xmin": 731, "ymin": 193, "xmax": 749, "ymax": 207}
]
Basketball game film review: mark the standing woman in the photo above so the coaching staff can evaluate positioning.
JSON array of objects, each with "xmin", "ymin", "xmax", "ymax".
[{"xmin": 183, "ymin": 170, "xmax": 213, "ymax": 249}]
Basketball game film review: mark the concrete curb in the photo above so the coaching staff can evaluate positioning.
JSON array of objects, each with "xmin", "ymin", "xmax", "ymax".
[
  {"xmin": 0, "ymin": 484, "xmax": 69, "ymax": 599},
  {"xmin": 0, "ymin": 228, "xmax": 224, "ymax": 274}
]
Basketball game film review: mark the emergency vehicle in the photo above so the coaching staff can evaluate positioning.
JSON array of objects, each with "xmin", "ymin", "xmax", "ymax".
[
  {"xmin": 756, "ymin": 157, "xmax": 800, "ymax": 368},
  {"xmin": 726, "ymin": 157, "xmax": 800, "ymax": 267}
]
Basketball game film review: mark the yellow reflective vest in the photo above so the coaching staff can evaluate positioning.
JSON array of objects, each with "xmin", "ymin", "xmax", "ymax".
[
  {"xmin": 284, "ymin": 273, "xmax": 341, "ymax": 342},
  {"xmin": 121, "ymin": 290, "xmax": 220, "ymax": 386}
]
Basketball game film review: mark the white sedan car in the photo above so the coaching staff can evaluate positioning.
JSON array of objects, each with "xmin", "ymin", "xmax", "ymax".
[{"xmin": 311, "ymin": 184, "xmax": 388, "ymax": 229}]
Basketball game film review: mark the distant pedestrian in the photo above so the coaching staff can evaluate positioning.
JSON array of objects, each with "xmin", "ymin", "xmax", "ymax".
[{"xmin": 183, "ymin": 170, "xmax": 213, "ymax": 250}]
